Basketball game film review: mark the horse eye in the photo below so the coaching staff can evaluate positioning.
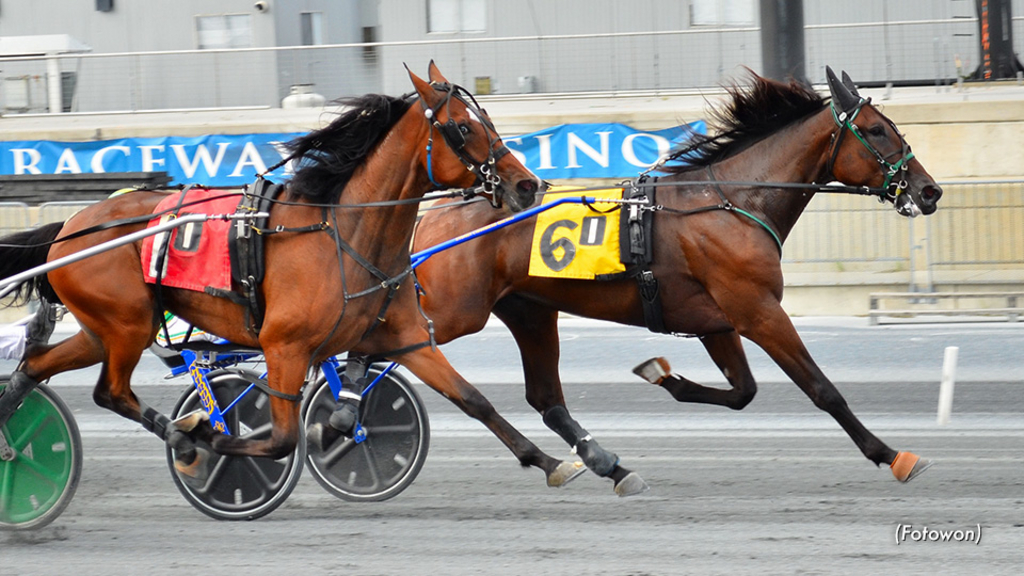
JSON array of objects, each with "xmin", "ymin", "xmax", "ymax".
[
  {"xmin": 459, "ymin": 124, "xmax": 470, "ymax": 135},
  {"xmin": 867, "ymin": 125, "xmax": 886, "ymax": 137}
]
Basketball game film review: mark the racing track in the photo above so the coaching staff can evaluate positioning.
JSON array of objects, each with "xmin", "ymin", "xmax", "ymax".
[{"xmin": 1, "ymin": 317, "xmax": 1021, "ymax": 575}]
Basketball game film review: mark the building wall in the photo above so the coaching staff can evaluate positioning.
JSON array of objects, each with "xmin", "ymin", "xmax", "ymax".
[
  {"xmin": 0, "ymin": 1, "xmax": 1021, "ymax": 111},
  {"xmin": 0, "ymin": 1, "xmax": 280, "ymax": 52},
  {"xmin": 0, "ymin": 0, "xmax": 368, "ymax": 111},
  {"xmin": 378, "ymin": 0, "xmax": 1023, "ymax": 95},
  {"xmin": 268, "ymin": 0, "xmax": 374, "ymax": 102}
]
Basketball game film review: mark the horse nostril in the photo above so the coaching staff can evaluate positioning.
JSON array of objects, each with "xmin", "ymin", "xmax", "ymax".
[
  {"xmin": 517, "ymin": 179, "xmax": 538, "ymax": 195},
  {"xmin": 922, "ymin": 185, "xmax": 942, "ymax": 202}
]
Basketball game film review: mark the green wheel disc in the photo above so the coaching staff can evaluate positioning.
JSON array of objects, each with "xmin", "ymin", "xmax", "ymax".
[{"xmin": 0, "ymin": 382, "xmax": 82, "ymax": 530}]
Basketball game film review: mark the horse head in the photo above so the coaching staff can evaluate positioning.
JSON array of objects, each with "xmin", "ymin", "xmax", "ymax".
[
  {"xmin": 825, "ymin": 66, "xmax": 942, "ymax": 217},
  {"xmin": 407, "ymin": 62, "xmax": 543, "ymax": 212}
]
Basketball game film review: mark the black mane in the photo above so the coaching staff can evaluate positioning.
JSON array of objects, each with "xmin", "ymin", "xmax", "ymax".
[
  {"xmin": 666, "ymin": 73, "xmax": 826, "ymax": 172},
  {"xmin": 286, "ymin": 94, "xmax": 414, "ymax": 201}
]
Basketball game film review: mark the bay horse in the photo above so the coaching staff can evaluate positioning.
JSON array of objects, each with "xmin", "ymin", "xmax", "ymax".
[
  {"xmin": 411, "ymin": 68, "xmax": 943, "ymax": 495},
  {"xmin": 0, "ymin": 63, "xmax": 589, "ymax": 491}
]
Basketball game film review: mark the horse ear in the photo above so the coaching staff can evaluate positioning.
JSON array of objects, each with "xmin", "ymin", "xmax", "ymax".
[
  {"xmin": 427, "ymin": 60, "xmax": 449, "ymax": 85},
  {"xmin": 406, "ymin": 64, "xmax": 437, "ymax": 106},
  {"xmin": 840, "ymin": 70, "xmax": 861, "ymax": 98},
  {"xmin": 826, "ymin": 66, "xmax": 860, "ymax": 114}
]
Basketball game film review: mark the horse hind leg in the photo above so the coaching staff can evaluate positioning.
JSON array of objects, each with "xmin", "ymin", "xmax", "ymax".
[
  {"xmin": 1, "ymin": 312, "xmax": 106, "ymax": 426},
  {"xmin": 82, "ymin": 322, "xmax": 212, "ymax": 475},
  {"xmin": 633, "ymin": 331, "xmax": 758, "ymax": 410}
]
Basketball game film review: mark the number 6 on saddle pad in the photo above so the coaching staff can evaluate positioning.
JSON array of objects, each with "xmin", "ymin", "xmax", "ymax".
[{"xmin": 528, "ymin": 187, "xmax": 629, "ymax": 280}]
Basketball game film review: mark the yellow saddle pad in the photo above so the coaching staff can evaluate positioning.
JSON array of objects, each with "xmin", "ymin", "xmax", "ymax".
[{"xmin": 528, "ymin": 187, "xmax": 626, "ymax": 280}]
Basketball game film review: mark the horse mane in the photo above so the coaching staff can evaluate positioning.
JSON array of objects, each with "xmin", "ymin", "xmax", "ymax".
[
  {"xmin": 665, "ymin": 72, "xmax": 826, "ymax": 172},
  {"xmin": 286, "ymin": 94, "xmax": 414, "ymax": 201}
]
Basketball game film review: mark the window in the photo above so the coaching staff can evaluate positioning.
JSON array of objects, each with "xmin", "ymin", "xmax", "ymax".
[
  {"xmin": 427, "ymin": 0, "xmax": 485, "ymax": 33},
  {"xmin": 362, "ymin": 26, "xmax": 378, "ymax": 61},
  {"xmin": 691, "ymin": 0, "xmax": 754, "ymax": 26},
  {"xmin": 301, "ymin": 12, "xmax": 324, "ymax": 46},
  {"xmin": 196, "ymin": 14, "xmax": 253, "ymax": 49}
]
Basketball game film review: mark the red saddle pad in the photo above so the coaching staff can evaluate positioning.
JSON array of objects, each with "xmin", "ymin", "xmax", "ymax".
[{"xmin": 141, "ymin": 188, "xmax": 243, "ymax": 293}]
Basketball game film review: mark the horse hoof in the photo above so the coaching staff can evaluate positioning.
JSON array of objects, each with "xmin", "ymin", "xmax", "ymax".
[
  {"xmin": 890, "ymin": 451, "xmax": 933, "ymax": 482},
  {"xmin": 173, "ymin": 410, "xmax": 209, "ymax": 433},
  {"xmin": 633, "ymin": 357, "xmax": 671, "ymax": 385},
  {"xmin": 547, "ymin": 460, "xmax": 586, "ymax": 488},
  {"xmin": 174, "ymin": 446, "xmax": 211, "ymax": 485},
  {"xmin": 306, "ymin": 422, "xmax": 343, "ymax": 452},
  {"xmin": 613, "ymin": 472, "xmax": 650, "ymax": 497}
]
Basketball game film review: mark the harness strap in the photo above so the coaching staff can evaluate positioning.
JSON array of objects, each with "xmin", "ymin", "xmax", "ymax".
[
  {"xmin": 232, "ymin": 179, "xmax": 281, "ymax": 333},
  {"xmin": 154, "ymin": 186, "xmax": 194, "ymax": 346},
  {"xmin": 625, "ymin": 178, "xmax": 668, "ymax": 334},
  {"xmin": 635, "ymin": 269, "xmax": 667, "ymax": 334},
  {"xmin": 247, "ymin": 375, "xmax": 303, "ymax": 403},
  {"xmin": 319, "ymin": 209, "xmax": 390, "ymax": 284},
  {"xmin": 704, "ymin": 167, "xmax": 783, "ymax": 257},
  {"xmin": 365, "ymin": 340, "xmax": 432, "ymax": 364}
]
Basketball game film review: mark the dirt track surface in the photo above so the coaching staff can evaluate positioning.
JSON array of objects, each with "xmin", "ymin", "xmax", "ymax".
[{"xmin": 2, "ymin": 318, "xmax": 1022, "ymax": 575}]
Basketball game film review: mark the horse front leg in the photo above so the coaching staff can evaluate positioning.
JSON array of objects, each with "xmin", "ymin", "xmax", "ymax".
[
  {"xmin": 205, "ymin": 347, "xmax": 303, "ymax": 460},
  {"xmin": 734, "ymin": 300, "xmax": 931, "ymax": 482},
  {"xmin": 395, "ymin": 344, "xmax": 585, "ymax": 488},
  {"xmin": 634, "ymin": 330, "xmax": 758, "ymax": 410},
  {"xmin": 493, "ymin": 295, "xmax": 648, "ymax": 496}
]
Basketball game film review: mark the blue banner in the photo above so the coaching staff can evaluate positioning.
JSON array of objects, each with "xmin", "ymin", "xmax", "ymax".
[
  {"xmin": 504, "ymin": 121, "xmax": 705, "ymax": 180},
  {"xmin": 0, "ymin": 121, "xmax": 705, "ymax": 187}
]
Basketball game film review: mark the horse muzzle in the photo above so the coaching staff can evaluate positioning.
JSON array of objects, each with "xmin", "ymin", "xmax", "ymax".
[
  {"xmin": 894, "ymin": 193, "xmax": 922, "ymax": 218},
  {"xmin": 499, "ymin": 176, "xmax": 543, "ymax": 213},
  {"xmin": 894, "ymin": 181, "xmax": 942, "ymax": 218}
]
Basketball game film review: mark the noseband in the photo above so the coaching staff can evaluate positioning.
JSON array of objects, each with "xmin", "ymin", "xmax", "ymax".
[
  {"xmin": 826, "ymin": 98, "xmax": 915, "ymax": 204},
  {"xmin": 419, "ymin": 82, "xmax": 511, "ymax": 201}
]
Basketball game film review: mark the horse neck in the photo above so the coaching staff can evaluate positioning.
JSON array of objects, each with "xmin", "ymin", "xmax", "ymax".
[
  {"xmin": 712, "ymin": 108, "xmax": 836, "ymax": 243},
  {"xmin": 338, "ymin": 109, "xmax": 432, "ymax": 268}
]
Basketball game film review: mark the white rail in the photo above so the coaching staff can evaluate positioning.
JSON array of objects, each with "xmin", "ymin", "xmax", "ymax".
[{"xmin": 0, "ymin": 212, "xmax": 268, "ymax": 299}]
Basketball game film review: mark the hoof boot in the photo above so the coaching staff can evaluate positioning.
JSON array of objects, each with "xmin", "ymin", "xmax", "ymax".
[
  {"xmin": 891, "ymin": 451, "xmax": 933, "ymax": 483},
  {"xmin": 614, "ymin": 472, "xmax": 650, "ymax": 497},
  {"xmin": 173, "ymin": 410, "xmax": 209, "ymax": 433},
  {"xmin": 633, "ymin": 357, "xmax": 671, "ymax": 385},
  {"xmin": 175, "ymin": 447, "xmax": 211, "ymax": 486}
]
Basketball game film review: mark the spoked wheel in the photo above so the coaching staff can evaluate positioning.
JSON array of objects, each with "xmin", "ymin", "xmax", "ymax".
[
  {"xmin": 0, "ymin": 381, "xmax": 82, "ymax": 530},
  {"xmin": 166, "ymin": 369, "xmax": 304, "ymax": 521},
  {"xmin": 302, "ymin": 365, "xmax": 429, "ymax": 502}
]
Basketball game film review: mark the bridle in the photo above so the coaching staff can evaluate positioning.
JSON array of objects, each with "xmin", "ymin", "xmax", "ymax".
[
  {"xmin": 419, "ymin": 81, "xmax": 511, "ymax": 204},
  {"xmin": 826, "ymin": 96, "xmax": 915, "ymax": 205}
]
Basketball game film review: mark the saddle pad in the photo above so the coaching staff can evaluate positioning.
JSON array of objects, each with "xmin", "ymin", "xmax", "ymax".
[
  {"xmin": 528, "ymin": 186, "xmax": 626, "ymax": 280},
  {"xmin": 141, "ymin": 188, "xmax": 243, "ymax": 293}
]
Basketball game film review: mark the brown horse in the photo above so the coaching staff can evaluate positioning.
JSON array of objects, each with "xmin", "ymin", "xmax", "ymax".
[
  {"xmin": 411, "ymin": 68, "xmax": 943, "ymax": 495},
  {"xmin": 0, "ymin": 63, "xmax": 588, "ymax": 490}
]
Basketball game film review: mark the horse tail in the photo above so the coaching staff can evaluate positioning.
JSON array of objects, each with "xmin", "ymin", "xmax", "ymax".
[{"xmin": 0, "ymin": 221, "xmax": 64, "ymax": 306}]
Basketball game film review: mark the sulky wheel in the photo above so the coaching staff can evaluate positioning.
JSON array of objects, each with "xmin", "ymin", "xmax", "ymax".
[
  {"xmin": 302, "ymin": 365, "xmax": 429, "ymax": 502},
  {"xmin": 166, "ymin": 368, "xmax": 304, "ymax": 521},
  {"xmin": 0, "ymin": 381, "xmax": 83, "ymax": 531}
]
